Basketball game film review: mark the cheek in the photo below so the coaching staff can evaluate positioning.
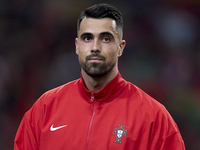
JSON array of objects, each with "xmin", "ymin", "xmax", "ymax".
[
  {"xmin": 78, "ymin": 52, "xmax": 86, "ymax": 63},
  {"xmin": 77, "ymin": 42, "xmax": 90, "ymax": 57},
  {"xmin": 107, "ymin": 44, "xmax": 119, "ymax": 55},
  {"xmin": 79, "ymin": 41, "xmax": 91, "ymax": 49},
  {"xmin": 105, "ymin": 48, "xmax": 118, "ymax": 62}
]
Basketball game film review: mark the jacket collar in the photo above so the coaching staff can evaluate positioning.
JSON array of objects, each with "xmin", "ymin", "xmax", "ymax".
[{"xmin": 78, "ymin": 71, "xmax": 125, "ymax": 102}]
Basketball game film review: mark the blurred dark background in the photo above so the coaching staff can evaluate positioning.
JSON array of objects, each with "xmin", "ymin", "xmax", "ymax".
[{"xmin": 0, "ymin": 0, "xmax": 200, "ymax": 149}]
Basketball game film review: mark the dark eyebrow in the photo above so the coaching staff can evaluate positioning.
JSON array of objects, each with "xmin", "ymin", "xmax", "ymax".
[
  {"xmin": 100, "ymin": 32, "xmax": 114, "ymax": 38},
  {"xmin": 80, "ymin": 32, "xmax": 114, "ymax": 39},
  {"xmin": 80, "ymin": 32, "xmax": 93, "ymax": 39}
]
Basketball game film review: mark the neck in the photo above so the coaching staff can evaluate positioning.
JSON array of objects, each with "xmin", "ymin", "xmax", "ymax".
[{"xmin": 81, "ymin": 67, "xmax": 118, "ymax": 92}]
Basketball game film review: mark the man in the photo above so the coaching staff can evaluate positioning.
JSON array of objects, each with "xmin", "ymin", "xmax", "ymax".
[{"xmin": 14, "ymin": 3, "xmax": 185, "ymax": 150}]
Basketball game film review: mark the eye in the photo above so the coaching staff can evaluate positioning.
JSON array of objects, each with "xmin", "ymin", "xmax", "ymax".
[
  {"xmin": 83, "ymin": 36, "xmax": 92, "ymax": 42},
  {"xmin": 102, "ymin": 37, "xmax": 110, "ymax": 43}
]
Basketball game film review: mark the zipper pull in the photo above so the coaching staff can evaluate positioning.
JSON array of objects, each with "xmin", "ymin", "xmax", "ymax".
[{"xmin": 91, "ymin": 93, "xmax": 95, "ymax": 102}]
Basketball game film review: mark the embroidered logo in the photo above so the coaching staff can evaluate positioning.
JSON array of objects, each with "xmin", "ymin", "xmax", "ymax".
[
  {"xmin": 50, "ymin": 124, "xmax": 67, "ymax": 131},
  {"xmin": 113, "ymin": 124, "xmax": 128, "ymax": 144}
]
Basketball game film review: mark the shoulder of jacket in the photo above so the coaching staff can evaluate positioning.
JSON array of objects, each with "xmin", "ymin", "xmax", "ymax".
[
  {"xmin": 125, "ymin": 81, "xmax": 168, "ymax": 114},
  {"xmin": 24, "ymin": 79, "xmax": 80, "ymax": 119},
  {"xmin": 30, "ymin": 78, "xmax": 80, "ymax": 108},
  {"xmin": 43, "ymin": 78, "xmax": 80, "ymax": 97}
]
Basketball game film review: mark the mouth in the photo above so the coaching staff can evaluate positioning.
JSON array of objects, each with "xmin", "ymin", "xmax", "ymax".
[{"xmin": 88, "ymin": 57, "xmax": 103, "ymax": 62}]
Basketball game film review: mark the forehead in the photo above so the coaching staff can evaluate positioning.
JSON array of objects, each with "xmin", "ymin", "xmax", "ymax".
[{"xmin": 78, "ymin": 18, "xmax": 118, "ymax": 37}]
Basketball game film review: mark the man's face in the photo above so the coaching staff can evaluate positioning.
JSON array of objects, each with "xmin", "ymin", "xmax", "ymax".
[{"xmin": 75, "ymin": 18, "xmax": 125, "ymax": 77}]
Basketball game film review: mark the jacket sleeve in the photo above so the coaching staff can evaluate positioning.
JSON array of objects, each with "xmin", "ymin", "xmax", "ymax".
[
  {"xmin": 149, "ymin": 104, "xmax": 186, "ymax": 150},
  {"xmin": 14, "ymin": 95, "xmax": 44, "ymax": 150},
  {"xmin": 159, "ymin": 132, "xmax": 185, "ymax": 150},
  {"xmin": 14, "ymin": 110, "xmax": 39, "ymax": 150}
]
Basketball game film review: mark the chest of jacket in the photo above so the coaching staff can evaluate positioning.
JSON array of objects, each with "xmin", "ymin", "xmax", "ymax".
[{"xmin": 37, "ymin": 92, "xmax": 158, "ymax": 150}]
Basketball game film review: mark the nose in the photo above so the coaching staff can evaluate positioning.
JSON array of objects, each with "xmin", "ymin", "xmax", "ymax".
[{"xmin": 91, "ymin": 39, "xmax": 100, "ymax": 53}]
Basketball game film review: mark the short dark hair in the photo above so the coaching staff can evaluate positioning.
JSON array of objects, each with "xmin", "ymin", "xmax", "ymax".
[{"xmin": 77, "ymin": 3, "xmax": 123, "ymax": 33}]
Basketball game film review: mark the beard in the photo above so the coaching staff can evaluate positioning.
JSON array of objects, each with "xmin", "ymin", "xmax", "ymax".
[{"xmin": 80, "ymin": 53, "xmax": 116, "ymax": 77}]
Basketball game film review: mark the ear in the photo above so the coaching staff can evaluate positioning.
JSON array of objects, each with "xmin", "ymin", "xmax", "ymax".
[
  {"xmin": 118, "ymin": 40, "xmax": 126, "ymax": 57},
  {"xmin": 75, "ymin": 38, "xmax": 79, "ymax": 55}
]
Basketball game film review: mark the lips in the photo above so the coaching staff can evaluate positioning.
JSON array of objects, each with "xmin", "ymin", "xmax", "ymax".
[
  {"xmin": 88, "ymin": 57, "xmax": 103, "ymax": 62},
  {"xmin": 89, "ymin": 57, "xmax": 103, "ymax": 60}
]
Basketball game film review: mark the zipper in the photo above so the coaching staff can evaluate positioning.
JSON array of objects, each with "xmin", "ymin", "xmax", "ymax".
[{"xmin": 85, "ymin": 93, "xmax": 97, "ymax": 150}]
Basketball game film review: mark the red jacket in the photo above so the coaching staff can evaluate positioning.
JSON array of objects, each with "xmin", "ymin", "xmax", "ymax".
[{"xmin": 14, "ymin": 72, "xmax": 185, "ymax": 150}]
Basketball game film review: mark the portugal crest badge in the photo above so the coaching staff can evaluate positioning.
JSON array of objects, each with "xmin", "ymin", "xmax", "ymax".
[{"xmin": 113, "ymin": 124, "xmax": 128, "ymax": 144}]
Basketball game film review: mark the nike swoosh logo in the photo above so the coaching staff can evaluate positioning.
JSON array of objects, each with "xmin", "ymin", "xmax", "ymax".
[{"xmin": 50, "ymin": 124, "xmax": 67, "ymax": 131}]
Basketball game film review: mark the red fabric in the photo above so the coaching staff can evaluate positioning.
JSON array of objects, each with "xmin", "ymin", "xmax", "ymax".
[{"xmin": 14, "ymin": 72, "xmax": 185, "ymax": 150}]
